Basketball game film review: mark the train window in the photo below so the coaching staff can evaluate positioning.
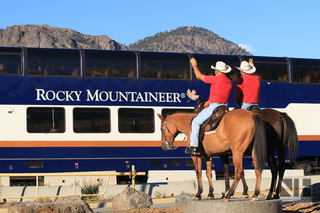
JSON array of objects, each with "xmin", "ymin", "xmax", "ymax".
[
  {"xmin": 26, "ymin": 48, "xmax": 81, "ymax": 76},
  {"xmin": 84, "ymin": 50, "xmax": 137, "ymax": 78},
  {"xmin": 168, "ymin": 160, "xmax": 180, "ymax": 167},
  {"xmin": 291, "ymin": 58, "xmax": 320, "ymax": 83},
  {"xmin": 151, "ymin": 160, "xmax": 162, "ymax": 167},
  {"xmin": 191, "ymin": 54, "xmax": 240, "ymax": 81},
  {"xmin": 27, "ymin": 107, "xmax": 65, "ymax": 133},
  {"xmin": 242, "ymin": 56, "xmax": 289, "ymax": 82},
  {"xmin": 140, "ymin": 52, "xmax": 190, "ymax": 79},
  {"xmin": 184, "ymin": 159, "xmax": 194, "ymax": 166},
  {"xmin": 0, "ymin": 47, "xmax": 22, "ymax": 75},
  {"xmin": 73, "ymin": 108, "xmax": 110, "ymax": 133},
  {"xmin": 27, "ymin": 161, "xmax": 43, "ymax": 168},
  {"xmin": 118, "ymin": 108, "xmax": 154, "ymax": 133},
  {"xmin": 161, "ymin": 108, "xmax": 194, "ymax": 118}
]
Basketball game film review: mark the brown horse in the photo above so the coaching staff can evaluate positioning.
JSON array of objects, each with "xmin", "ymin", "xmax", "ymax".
[
  {"xmin": 194, "ymin": 97, "xmax": 298, "ymax": 200},
  {"xmin": 158, "ymin": 109, "xmax": 267, "ymax": 201}
]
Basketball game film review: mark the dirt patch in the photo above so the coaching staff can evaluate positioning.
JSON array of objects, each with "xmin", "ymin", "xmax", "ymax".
[
  {"xmin": 106, "ymin": 202, "xmax": 320, "ymax": 213},
  {"xmin": 282, "ymin": 202, "xmax": 320, "ymax": 213}
]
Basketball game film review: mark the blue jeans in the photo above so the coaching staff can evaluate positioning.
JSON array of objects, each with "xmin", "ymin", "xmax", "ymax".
[
  {"xmin": 190, "ymin": 103, "xmax": 227, "ymax": 147},
  {"xmin": 235, "ymin": 103, "xmax": 259, "ymax": 110}
]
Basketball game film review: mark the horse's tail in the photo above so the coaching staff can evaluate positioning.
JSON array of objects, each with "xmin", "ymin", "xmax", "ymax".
[
  {"xmin": 280, "ymin": 112, "xmax": 298, "ymax": 163},
  {"xmin": 253, "ymin": 114, "xmax": 267, "ymax": 171}
]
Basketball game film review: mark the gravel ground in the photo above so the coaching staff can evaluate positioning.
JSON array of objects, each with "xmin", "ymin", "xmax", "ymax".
[
  {"xmin": 105, "ymin": 202, "xmax": 320, "ymax": 213},
  {"xmin": 107, "ymin": 206, "xmax": 183, "ymax": 213}
]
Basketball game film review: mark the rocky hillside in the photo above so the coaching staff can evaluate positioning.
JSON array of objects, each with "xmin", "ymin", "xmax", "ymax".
[
  {"xmin": 0, "ymin": 25, "xmax": 251, "ymax": 55},
  {"xmin": 0, "ymin": 25, "xmax": 127, "ymax": 50},
  {"xmin": 129, "ymin": 26, "xmax": 251, "ymax": 55}
]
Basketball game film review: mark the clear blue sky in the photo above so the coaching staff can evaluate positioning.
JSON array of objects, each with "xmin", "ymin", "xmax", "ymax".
[{"xmin": 1, "ymin": 0, "xmax": 319, "ymax": 59}]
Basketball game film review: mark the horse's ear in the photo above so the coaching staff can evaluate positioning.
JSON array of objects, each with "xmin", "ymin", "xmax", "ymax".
[
  {"xmin": 200, "ymin": 95, "xmax": 203, "ymax": 101},
  {"xmin": 157, "ymin": 114, "xmax": 165, "ymax": 122}
]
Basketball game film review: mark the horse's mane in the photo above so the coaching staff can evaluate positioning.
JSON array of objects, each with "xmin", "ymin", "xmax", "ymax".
[
  {"xmin": 171, "ymin": 111, "xmax": 196, "ymax": 116},
  {"xmin": 166, "ymin": 111, "xmax": 197, "ymax": 119}
]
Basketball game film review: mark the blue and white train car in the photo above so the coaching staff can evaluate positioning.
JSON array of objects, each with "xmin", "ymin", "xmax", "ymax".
[{"xmin": 0, "ymin": 47, "xmax": 319, "ymax": 183}]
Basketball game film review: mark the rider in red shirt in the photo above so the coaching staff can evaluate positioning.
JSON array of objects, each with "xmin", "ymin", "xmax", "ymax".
[
  {"xmin": 234, "ymin": 60, "xmax": 260, "ymax": 109},
  {"xmin": 186, "ymin": 58, "xmax": 233, "ymax": 155}
]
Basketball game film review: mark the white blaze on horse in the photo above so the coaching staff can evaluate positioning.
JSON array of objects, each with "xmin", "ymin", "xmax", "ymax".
[{"xmin": 158, "ymin": 109, "xmax": 267, "ymax": 201}]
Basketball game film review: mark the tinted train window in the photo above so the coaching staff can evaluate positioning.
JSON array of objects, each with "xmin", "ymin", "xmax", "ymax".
[
  {"xmin": 26, "ymin": 48, "xmax": 81, "ymax": 76},
  {"xmin": 242, "ymin": 56, "xmax": 289, "ymax": 82},
  {"xmin": 151, "ymin": 160, "xmax": 162, "ymax": 167},
  {"xmin": 27, "ymin": 161, "xmax": 43, "ymax": 168},
  {"xmin": 84, "ymin": 50, "xmax": 136, "ymax": 78},
  {"xmin": 73, "ymin": 108, "xmax": 110, "ymax": 133},
  {"xmin": 168, "ymin": 160, "xmax": 180, "ymax": 167},
  {"xmin": 118, "ymin": 108, "xmax": 154, "ymax": 133},
  {"xmin": 191, "ymin": 54, "xmax": 241, "ymax": 81},
  {"xmin": 162, "ymin": 108, "xmax": 194, "ymax": 118},
  {"xmin": 140, "ymin": 52, "xmax": 190, "ymax": 79},
  {"xmin": 27, "ymin": 107, "xmax": 65, "ymax": 133},
  {"xmin": 0, "ymin": 47, "xmax": 22, "ymax": 75},
  {"xmin": 184, "ymin": 159, "xmax": 194, "ymax": 166},
  {"xmin": 291, "ymin": 58, "xmax": 320, "ymax": 83}
]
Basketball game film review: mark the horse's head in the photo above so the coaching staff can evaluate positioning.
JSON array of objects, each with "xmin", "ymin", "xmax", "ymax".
[
  {"xmin": 193, "ymin": 95, "xmax": 207, "ymax": 113},
  {"xmin": 157, "ymin": 114, "xmax": 179, "ymax": 151}
]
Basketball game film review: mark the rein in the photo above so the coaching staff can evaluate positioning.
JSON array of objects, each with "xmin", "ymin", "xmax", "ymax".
[{"xmin": 161, "ymin": 121, "xmax": 188, "ymax": 150}]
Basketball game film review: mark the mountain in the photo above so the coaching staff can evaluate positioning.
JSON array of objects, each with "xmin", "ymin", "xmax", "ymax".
[
  {"xmin": 0, "ymin": 25, "xmax": 127, "ymax": 50},
  {"xmin": 0, "ymin": 25, "xmax": 251, "ymax": 55},
  {"xmin": 128, "ymin": 26, "xmax": 251, "ymax": 55}
]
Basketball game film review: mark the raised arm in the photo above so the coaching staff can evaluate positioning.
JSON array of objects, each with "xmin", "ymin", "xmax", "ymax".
[{"xmin": 190, "ymin": 58, "xmax": 205, "ymax": 81}]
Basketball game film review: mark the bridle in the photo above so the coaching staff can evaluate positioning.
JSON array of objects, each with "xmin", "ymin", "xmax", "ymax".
[
  {"xmin": 194, "ymin": 100, "xmax": 206, "ymax": 113},
  {"xmin": 161, "ymin": 120, "xmax": 188, "ymax": 150}
]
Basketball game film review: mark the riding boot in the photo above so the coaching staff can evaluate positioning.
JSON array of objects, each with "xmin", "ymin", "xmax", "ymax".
[{"xmin": 185, "ymin": 146, "xmax": 200, "ymax": 155}]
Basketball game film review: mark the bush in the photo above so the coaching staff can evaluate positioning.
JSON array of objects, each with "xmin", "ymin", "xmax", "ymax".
[{"xmin": 81, "ymin": 179, "xmax": 102, "ymax": 195}]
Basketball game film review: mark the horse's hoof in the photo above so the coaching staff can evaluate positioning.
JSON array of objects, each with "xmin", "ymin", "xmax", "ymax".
[
  {"xmin": 250, "ymin": 197, "xmax": 259, "ymax": 201},
  {"xmin": 264, "ymin": 194, "xmax": 272, "ymax": 200},
  {"xmin": 241, "ymin": 194, "xmax": 249, "ymax": 198},
  {"xmin": 273, "ymin": 194, "xmax": 280, "ymax": 199},
  {"xmin": 194, "ymin": 196, "xmax": 201, "ymax": 200},
  {"xmin": 207, "ymin": 196, "xmax": 215, "ymax": 200}
]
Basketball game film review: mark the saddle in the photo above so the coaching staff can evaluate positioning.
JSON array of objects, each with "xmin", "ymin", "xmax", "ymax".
[
  {"xmin": 198, "ymin": 106, "xmax": 229, "ymax": 143},
  {"xmin": 247, "ymin": 105, "xmax": 261, "ymax": 113}
]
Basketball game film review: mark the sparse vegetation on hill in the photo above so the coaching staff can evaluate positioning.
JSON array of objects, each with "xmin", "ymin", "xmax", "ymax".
[
  {"xmin": 128, "ymin": 26, "xmax": 251, "ymax": 55},
  {"xmin": 0, "ymin": 25, "xmax": 251, "ymax": 55}
]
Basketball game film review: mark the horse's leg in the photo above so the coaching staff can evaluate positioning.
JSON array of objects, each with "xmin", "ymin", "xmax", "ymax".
[
  {"xmin": 265, "ymin": 150, "xmax": 279, "ymax": 200},
  {"xmin": 224, "ymin": 153, "xmax": 243, "ymax": 201},
  {"xmin": 251, "ymin": 150, "xmax": 263, "ymax": 201},
  {"xmin": 192, "ymin": 155, "xmax": 203, "ymax": 200},
  {"xmin": 240, "ymin": 170, "xmax": 249, "ymax": 198},
  {"xmin": 204, "ymin": 155, "xmax": 214, "ymax": 199},
  {"xmin": 219, "ymin": 154, "xmax": 230, "ymax": 199},
  {"xmin": 274, "ymin": 149, "xmax": 286, "ymax": 199},
  {"xmin": 220, "ymin": 154, "xmax": 248, "ymax": 198}
]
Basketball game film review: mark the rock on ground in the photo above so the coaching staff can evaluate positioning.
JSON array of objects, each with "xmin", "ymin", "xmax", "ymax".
[
  {"xmin": 112, "ymin": 187, "xmax": 152, "ymax": 211},
  {"xmin": 175, "ymin": 192, "xmax": 195, "ymax": 205},
  {"xmin": 8, "ymin": 195, "xmax": 93, "ymax": 213}
]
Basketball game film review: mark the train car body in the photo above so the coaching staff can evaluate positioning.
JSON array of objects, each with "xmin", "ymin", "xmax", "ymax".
[{"xmin": 0, "ymin": 47, "xmax": 319, "ymax": 180}]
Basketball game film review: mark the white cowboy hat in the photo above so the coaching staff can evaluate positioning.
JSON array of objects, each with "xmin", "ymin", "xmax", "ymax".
[
  {"xmin": 211, "ymin": 61, "xmax": 232, "ymax": 73},
  {"xmin": 236, "ymin": 61, "xmax": 256, "ymax": 74}
]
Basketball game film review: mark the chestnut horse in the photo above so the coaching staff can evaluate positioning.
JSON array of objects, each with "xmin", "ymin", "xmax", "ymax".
[
  {"xmin": 194, "ymin": 97, "xmax": 298, "ymax": 200},
  {"xmin": 158, "ymin": 109, "xmax": 267, "ymax": 201}
]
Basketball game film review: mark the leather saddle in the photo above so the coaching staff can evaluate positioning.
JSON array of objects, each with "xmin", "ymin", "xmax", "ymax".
[
  {"xmin": 247, "ymin": 105, "xmax": 261, "ymax": 113},
  {"xmin": 198, "ymin": 106, "xmax": 229, "ymax": 143}
]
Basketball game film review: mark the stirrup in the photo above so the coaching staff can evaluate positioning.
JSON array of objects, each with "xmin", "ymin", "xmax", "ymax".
[{"xmin": 185, "ymin": 147, "xmax": 200, "ymax": 155}]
